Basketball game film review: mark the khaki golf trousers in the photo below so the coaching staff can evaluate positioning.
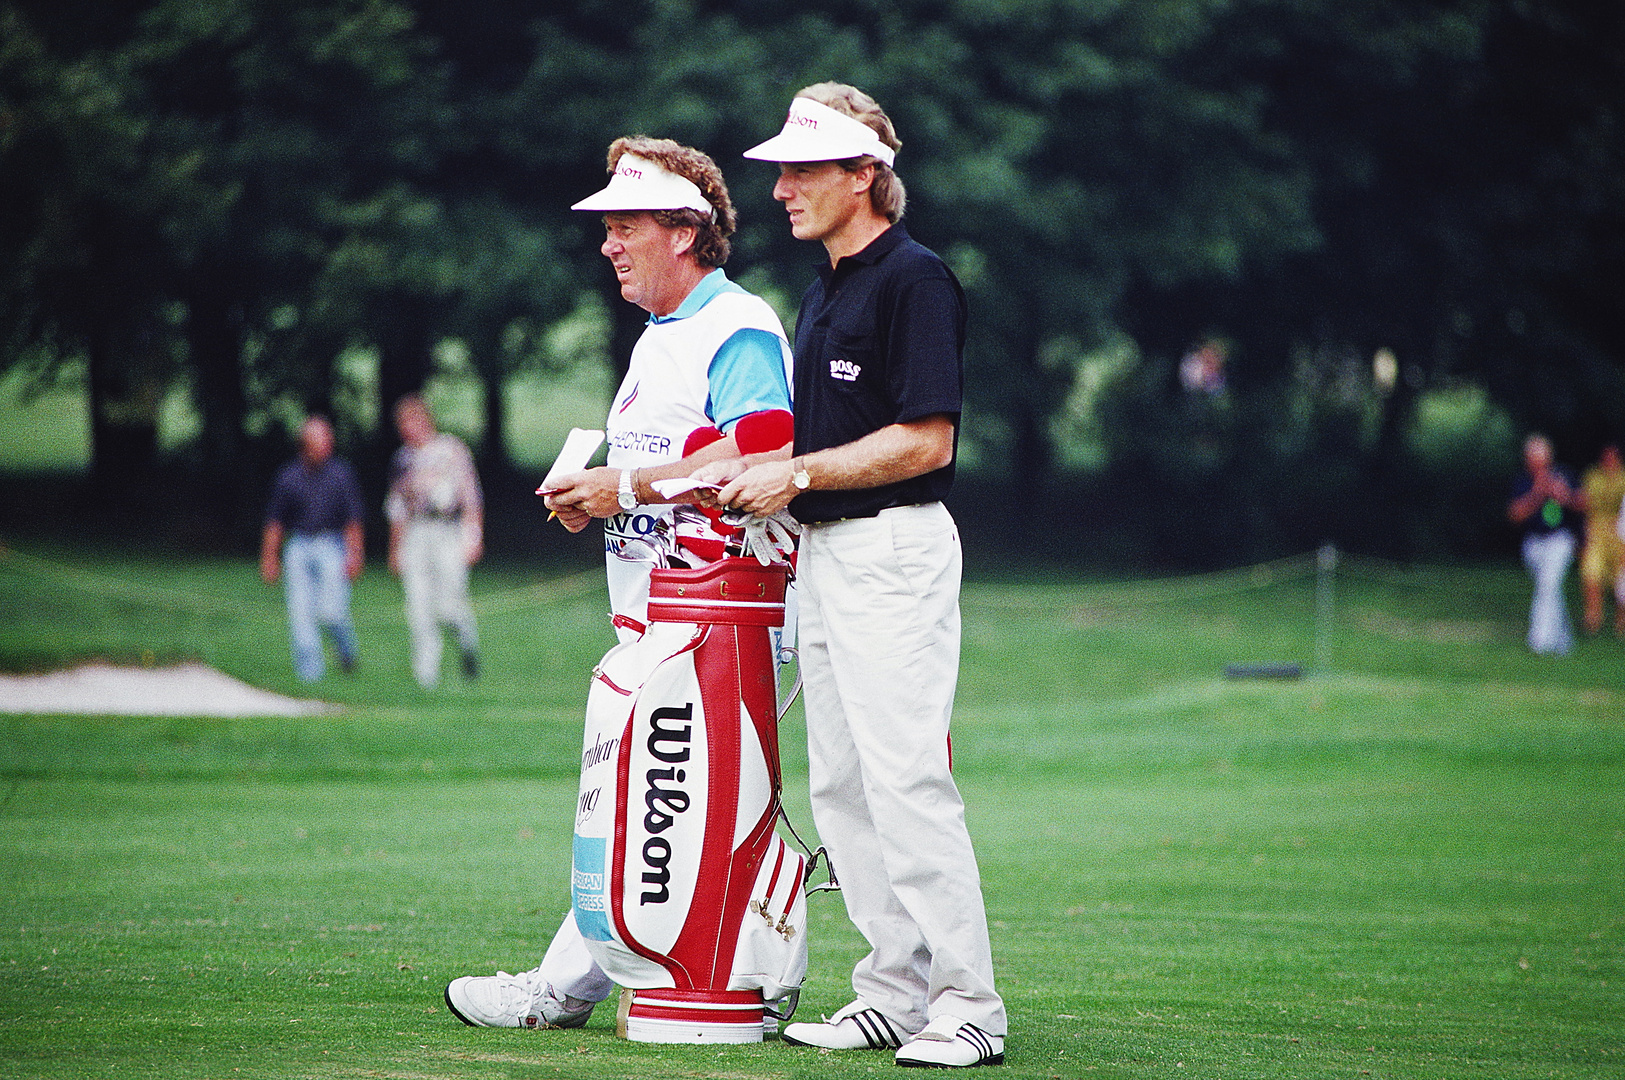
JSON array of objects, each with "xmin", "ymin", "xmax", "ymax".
[{"xmin": 797, "ymin": 502, "xmax": 1006, "ymax": 1037}]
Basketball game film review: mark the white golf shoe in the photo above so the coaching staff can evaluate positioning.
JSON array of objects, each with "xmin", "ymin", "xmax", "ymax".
[
  {"xmin": 894, "ymin": 1015, "xmax": 1005, "ymax": 1068},
  {"xmin": 782, "ymin": 1000, "xmax": 909, "ymax": 1050},
  {"xmin": 444, "ymin": 967, "xmax": 595, "ymax": 1030}
]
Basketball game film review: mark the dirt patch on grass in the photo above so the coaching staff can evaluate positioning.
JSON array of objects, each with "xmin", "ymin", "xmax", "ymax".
[{"xmin": 0, "ymin": 661, "xmax": 337, "ymax": 716}]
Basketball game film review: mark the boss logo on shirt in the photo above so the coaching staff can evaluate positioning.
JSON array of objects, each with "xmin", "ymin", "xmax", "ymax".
[{"xmin": 829, "ymin": 358, "xmax": 861, "ymax": 382}]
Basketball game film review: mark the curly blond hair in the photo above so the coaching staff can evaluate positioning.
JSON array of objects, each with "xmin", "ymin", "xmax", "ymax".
[{"xmin": 605, "ymin": 136, "xmax": 736, "ymax": 267}]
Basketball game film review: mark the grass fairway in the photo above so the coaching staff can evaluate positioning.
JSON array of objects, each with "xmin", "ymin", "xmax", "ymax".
[{"xmin": 2, "ymin": 544, "xmax": 1623, "ymax": 1078}]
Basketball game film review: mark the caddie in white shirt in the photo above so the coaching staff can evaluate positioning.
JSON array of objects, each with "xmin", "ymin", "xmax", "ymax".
[{"xmin": 443, "ymin": 136, "xmax": 795, "ymax": 1032}]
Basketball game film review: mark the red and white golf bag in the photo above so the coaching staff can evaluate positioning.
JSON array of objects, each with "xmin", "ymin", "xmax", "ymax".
[{"xmin": 570, "ymin": 557, "xmax": 807, "ymax": 1043}]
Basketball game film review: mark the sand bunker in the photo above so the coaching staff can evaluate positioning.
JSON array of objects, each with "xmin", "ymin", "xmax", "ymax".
[{"xmin": 0, "ymin": 662, "xmax": 337, "ymax": 717}]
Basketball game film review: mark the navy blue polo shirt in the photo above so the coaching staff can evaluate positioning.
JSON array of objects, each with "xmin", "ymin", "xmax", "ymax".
[
  {"xmin": 265, "ymin": 456, "xmax": 365, "ymax": 535},
  {"xmin": 1511, "ymin": 466, "xmax": 1579, "ymax": 537},
  {"xmin": 789, "ymin": 223, "xmax": 965, "ymax": 523}
]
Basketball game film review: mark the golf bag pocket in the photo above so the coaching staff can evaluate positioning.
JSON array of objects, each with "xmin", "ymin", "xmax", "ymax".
[{"xmin": 730, "ymin": 833, "xmax": 809, "ymax": 1002}]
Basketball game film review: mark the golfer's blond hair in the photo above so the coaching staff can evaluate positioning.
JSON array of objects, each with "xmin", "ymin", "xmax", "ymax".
[{"xmin": 794, "ymin": 82, "xmax": 907, "ymax": 223}]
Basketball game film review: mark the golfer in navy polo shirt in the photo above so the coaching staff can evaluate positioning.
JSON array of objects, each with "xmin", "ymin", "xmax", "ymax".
[{"xmin": 703, "ymin": 83, "xmax": 1006, "ymax": 1069}]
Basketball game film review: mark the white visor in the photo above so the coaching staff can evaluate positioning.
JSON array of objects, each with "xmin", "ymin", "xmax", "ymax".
[
  {"xmin": 570, "ymin": 152, "xmax": 713, "ymax": 215},
  {"xmin": 742, "ymin": 96, "xmax": 896, "ymax": 167}
]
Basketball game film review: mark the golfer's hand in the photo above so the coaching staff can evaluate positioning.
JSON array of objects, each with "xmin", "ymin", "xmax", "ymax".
[
  {"xmin": 691, "ymin": 459, "xmax": 750, "ymax": 508},
  {"xmin": 718, "ymin": 460, "xmax": 798, "ymax": 517}
]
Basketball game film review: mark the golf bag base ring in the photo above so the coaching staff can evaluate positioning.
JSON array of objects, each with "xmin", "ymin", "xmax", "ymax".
[{"xmin": 624, "ymin": 987, "xmax": 767, "ymax": 1043}]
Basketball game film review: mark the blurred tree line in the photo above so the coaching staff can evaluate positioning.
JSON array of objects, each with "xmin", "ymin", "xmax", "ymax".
[{"xmin": 1, "ymin": 0, "xmax": 1620, "ymax": 565}]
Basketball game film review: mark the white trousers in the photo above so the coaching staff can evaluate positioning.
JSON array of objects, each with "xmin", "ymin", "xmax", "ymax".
[
  {"xmin": 400, "ymin": 519, "xmax": 478, "ymax": 687},
  {"xmin": 1522, "ymin": 529, "xmax": 1575, "ymax": 656},
  {"xmin": 536, "ymin": 909, "xmax": 615, "ymax": 1003},
  {"xmin": 798, "ymin": 503, "xmax": 1005, "ymax": 1037}
]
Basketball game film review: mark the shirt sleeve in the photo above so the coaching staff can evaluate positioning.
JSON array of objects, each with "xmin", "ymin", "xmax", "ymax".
[
  {"xmin": 339, "ymin": 462, "xmax": 365, "ymax": 526},
  {"xmin": 886, "ymin": 273, "xmax": 964, "ymax": 424},
  {"xmin": 265, "ymin": 468, "xmax": 293, "ymax": 527},
  {"xmin": 706, "ymin": 328, "xmax": 792, "ymax": 433},
  {"xmin": 455, "ymin": 439, "xmax": 483, "ymax": 514},
  {"xmin": 384, "ymin": 448, "xmax": 410, "ymax": 523}
]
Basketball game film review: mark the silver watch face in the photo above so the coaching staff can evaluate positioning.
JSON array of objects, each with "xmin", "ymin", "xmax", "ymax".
[
  {"xmin": 793, "ymin": 469, "xmax": 810, "ymax": 490},
  {"xmin": 618, "ymin": 491, "xmax": 637, "ymax": 510}
]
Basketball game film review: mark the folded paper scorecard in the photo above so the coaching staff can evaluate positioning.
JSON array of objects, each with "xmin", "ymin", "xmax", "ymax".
[
  {"xmin": 536, "ymin": 428, "xmax": 605, "ymax": 494},
  {"xmin": 649, "ymin": 477, "xmax": 723, "ymax": 500}
]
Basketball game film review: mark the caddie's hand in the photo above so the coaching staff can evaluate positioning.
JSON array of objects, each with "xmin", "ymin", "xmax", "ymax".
[
  {"xmin": 545, "ymin": 501, "xmax": 593, "ymax": 533},
  {"xmin": 465, "ymin": 537, "xmax": 484, "ymax": 565},
  {"xmin": 718, "ymin": 460, "xmax": 798, "ymax": 517},
  {"xmin": 388, "ymin": 545, "xmax": 402, "ymax": 577},
  {"xmin": 545, "ymin": 466, "xmax": 622, "ymax": 521},
  {"xmin": 259, "ymin": 553, "xmax": 280, "ymax": 585}
]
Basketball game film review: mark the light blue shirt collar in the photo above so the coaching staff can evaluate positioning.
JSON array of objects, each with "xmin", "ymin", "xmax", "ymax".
[{"xmin": 649, "ymin": 268, "xmax": 737, "ymax": 324}]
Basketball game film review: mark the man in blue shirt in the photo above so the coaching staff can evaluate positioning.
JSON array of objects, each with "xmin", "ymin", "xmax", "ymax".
[{"xmin": 260, "ymin": 415, "xmax": 365, "ymax": 681}]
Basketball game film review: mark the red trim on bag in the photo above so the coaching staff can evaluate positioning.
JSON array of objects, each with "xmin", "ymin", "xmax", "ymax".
[
  {"xmin": 628, "ymin": 987, "xmax": 764, "ymax": 1024},
  {"xmin": 762, "ymin": 841, "xmax": 787, "ymax": 904},
  {"xmin": 612, "ymin": 613, "xmax": 648, "ymax": 636},
  {"xmin": 629, "ymin": 1005, "xmax": 762, "ymax": 1024},
  {"xmin": 648, "ymin": 559, "xmax": 788, "ymax": 626},
  {"xmin": 675, "ymin": 535, "xmax": 728, "ymax": 563},
  {"xmin": 594, "ymin": 670, "xmax": 635, "ymax": 696},
  {"xmin": 772, "ymin": 850, "xmax": 805, "ymax": 916}
]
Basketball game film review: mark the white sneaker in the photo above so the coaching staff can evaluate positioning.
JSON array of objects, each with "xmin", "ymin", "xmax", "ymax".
[
  {"xmin": 895, "ymin": 1015, "xmax": 1005, "ymax": 1068},
  {"xmin": 782, "ymin": 1000, "xmax": 909, "ymax": 1050},
  {"xmin": 444, "ymin": 967, "xmax": 596, "ymax": 1029}
]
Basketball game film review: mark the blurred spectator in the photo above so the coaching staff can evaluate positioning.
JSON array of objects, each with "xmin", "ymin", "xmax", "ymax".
[
  {"xmin": 1579, "ymin": 444, "xmax": 1625, "ymax": 636},
  {"xmin": 1179, "ymin": 338, "xmax": 1228, "ymax": 395},
  {"xmin": 1507, "ymin": 433, "xmax": 1582, "ymax": 656},
  {"xmin": 260, "ymin": 416, "xmax": 364, "ymax": 680},
  {"xmin": 386, "ymin": 395, "xmax": 483, "ymax": 688}
]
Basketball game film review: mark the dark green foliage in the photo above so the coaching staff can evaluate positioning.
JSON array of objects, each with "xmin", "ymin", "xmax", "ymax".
[{"xmin": 1, "ymin": 1, "xmax": 1620, "ymax": 560}]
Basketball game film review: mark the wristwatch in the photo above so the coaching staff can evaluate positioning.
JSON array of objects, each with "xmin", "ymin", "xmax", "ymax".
[
  {"xmin": 617, "ymin": 468, "xmax": 639, "ymax": 511},
  {"xmin": 791, "ymin": 459, "xmax": 811, "ymax": 491}
]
